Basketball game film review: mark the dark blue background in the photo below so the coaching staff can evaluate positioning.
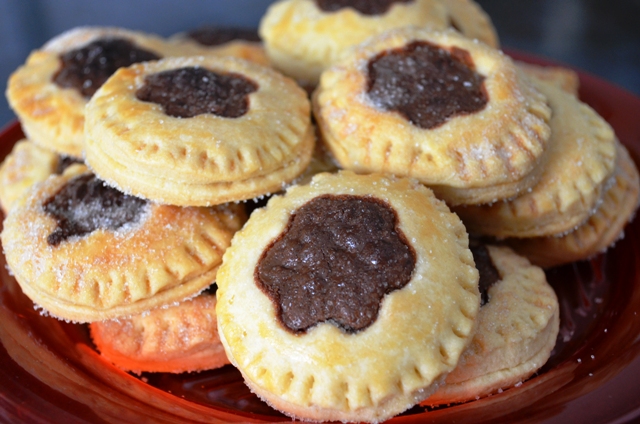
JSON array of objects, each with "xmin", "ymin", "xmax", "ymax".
[{"xmin": 1, "ymin": 0, "xmax": 639, "ymax": 128}]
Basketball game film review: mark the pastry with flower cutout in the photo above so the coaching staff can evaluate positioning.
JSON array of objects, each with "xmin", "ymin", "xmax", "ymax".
[
  {"xmin": 1, "ymin": 167, "xmax": 245, "ymax": 322},
  {"xmin": 313, "ymin": 27, "xmax": 552, "ymax": 206},
  {"xmin": 517, "ymin": 61, "xmax": 580, "ymax": 96},
  {"xmin": 506, "ymin": 142, "xmax": 640, "ymax": 268},
  {"xmin": 84, "ymin": 55, "xmax": 315, "ymax": 206},
  {"xmin": 0, "ymin": 139, "xmax": 83, "ymax": 213},
  {"xmin": 453, "ymin": 77, "xmax": 617, "ymax": 238},
  {"xmin": 6, "ymin": 27, "xmax": 177, "ymax": 158},
  {"xmin": 216, "ymin": 170, "xmax": 480, "ymax": 423},
  {"xmin": 259, "ymin": 0, "xmax": 498, "ymax": 86},
  {"xmin": 90, "ymin": 286, "xmax": 228, "ymax": 374},
  {"xmin": 425, "ymin": 244, "xmax": 559, "ymax": 405},
  {"xmin": 168, "ymin": 26, "xmax": 270, "ymax": 67}
]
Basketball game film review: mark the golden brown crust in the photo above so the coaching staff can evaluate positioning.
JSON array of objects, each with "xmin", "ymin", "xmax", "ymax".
[
  {"xmin": 84, "ymin": 55, "xmax": 315, "ymax": 206},
  {"xmin": 506, "ymin": 142, "xmax": 640, "ymax": 268},
  {"xmin": 216, "ymin": 170, "xmax": 480, "ymax": 422},
  {"xmin": 313, "ymin": 28, "xmax": 552, "ymax": 205},
  {"xmin": 426, "ymin": 245, "xmax": 559, "ymax": 404},
  {"xmin": 0, "ymin": 139, "xmax": 59, "ymax": 213},
  {"xmin": 445, "ymin": 0, "xmax": 499, "ymax": 48},
  {"xmin": 517, "ymin": 61, "xmax": 580, "ymax": 96},
  {"xmin": 90, "ymin": 292, "xmax": 229, "ymax": 374},
  {"xmin": 259, "ymin": 0, "xmax": 498, "ymax": 85},
  {"xmin": 167, "ymin": 33, "xmax": 271, "ymax": 67},
  {"xmin": 5, "ymin": 27, "xmax": 176, "ymax": 158},
  {"xmin": 1, "ymin": 168, "xmax": 245, "ymax": 322},
  {"xmin": 454, "ymin": 78, "xmax": 617, "ymax": 238}
]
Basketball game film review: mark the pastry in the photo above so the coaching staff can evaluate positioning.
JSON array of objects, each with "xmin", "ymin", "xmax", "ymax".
[
  {"xmin": 453, "ymin": 77, "xmax": 617, "ymax": 238},
  {"xmin": 1, "ymin": 167, "xmax": 245, "ymax": 322},
  {"xmin": 507, "ymin": 142, "xmax": 640, "ymax": 268},
  {"xmin": 84, "ymin": 55, "xmax": 315, "ymax": 206},
  {"xmin": 216, "ymin": 170, "xmax": 480, "ymax": 422},
  {"xmin": 517, "ymin": 61, "xmax": 580, "ymax": 96},
  {"xmin": 426, "ymin": 244, "xmax": 559, "ymax": 404},
  {"xmin": 259, "ymin": 0, "xmax": 498, "ymax": 85},
  {"xmin": 90, "ymin": 287, "xmax": 229, "ymax": 374},
  {"xmin": 0, "ymin": 139, "xmax": 83, "ymax": 213},
  {"xmin": 168, "ymin": 26, "xmax": 270, "ymax": 67},
  {"xmin": 5, "ymin": 27, "xmax": 176, "ymax": 158},
  {"xmin": 313, "ymin": 27, "xmax": 552, "ymax": 205}
]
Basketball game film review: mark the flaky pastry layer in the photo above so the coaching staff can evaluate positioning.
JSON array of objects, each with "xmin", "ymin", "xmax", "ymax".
[
  {"xmin": 84, "ymin": 55, "xmax": 315, "ymax": 206},
  {"xmin": 1, "ymin": 168, "xmax": 245, "ymax": 322},
  {"xmin": 216, "ymin": 171, "xmax": 480, "ymax": 422},
  {"xmin": 313, "ymin": 28, "xmax": 552, "ymax": 206}
]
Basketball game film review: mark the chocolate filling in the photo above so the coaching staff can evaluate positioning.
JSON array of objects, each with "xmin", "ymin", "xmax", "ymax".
[
  {"xmin": 53, "ymin": 37, "xmax": 161, "ymax": 98},
  {"xmin": 256, "ymin": 194, "xmax": 416, "ymax": 334},
  {"xmin": 55, "ymin": 155, "xmax": 84, "ymax": 175},
  {"xmin": 135, "ymin": 67, "xmax": 259, "ymax": 118},
  {"xmin": 315, "ymin": 0, "xmax": 413, "ymax": 15},
  {"xmin": 43, "ymin": 174, "xmax": 148, "ymax": 246},
  {"xmin": 186, "ymin": 26, "xmax": 260, "ymax": 46},
  {"xmin": 367, "ymin": 41, "xmax": 488, "ymax": 129},
  {"xmin": 470, "ymin": 244, "xmax": 500, "ymax": 306}
]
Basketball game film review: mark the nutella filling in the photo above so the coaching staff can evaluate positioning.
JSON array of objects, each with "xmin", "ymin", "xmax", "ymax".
[
  {"xmin": 53, "ymin": 37, "xmax": 161, "ymax": 98},
  {"xmin": 43, "ymin": 174, "xmax": 148, "ymax": 246},
  {"xmin": 135, "ymin": 67, "xmax": 259, "ymax": 118},
  {"xmin": 367, "ymin": 41, "xmax": 488, "ymax": 129},
  {"xmin": 470, "ymin": 244, "xmax": 500, "ymax": 306},
  {"xmin": 256, "ymin": 194, "xmax": 416, "ymax": 334},
  {"xmin": 315, "ymin": 0, "xmax": 413, "ymax": 15},
  {"xmin": 186, "ymin": 26, "xmax": 260, "ymax": 46}
]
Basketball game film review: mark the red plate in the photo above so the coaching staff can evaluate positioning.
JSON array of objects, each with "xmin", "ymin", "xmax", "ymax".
[{"xmin": 1, "ymin": 52, "xmax": 640, "ymax": 423}]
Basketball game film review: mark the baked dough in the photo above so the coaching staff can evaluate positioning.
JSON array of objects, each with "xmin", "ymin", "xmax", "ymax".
[
  {"xmin": 90, "ymin": 289, "xmax": 229, "ymax": 374},
  {"xmin": 259, "ymin": 0, "xmax": 498, "ymax": 85},
  {"xmin": 5, "ymin": 27, "xmax": 175, "ymax": 158},
  {"xmin": 507, "ymin": 142, "xmax": 640, "ymax": 268},
  {"xmin": 454, "ymin": 77, "xmax": 616, "ymax": 238},
  {"xmin": 84, "ymin": 55, "xmax": 315, "ymax": 206},
  {"xmin": 313, "ymin": 27, "xmax": 552, "ymax": 205},
  {"xmin": 1, "ymin": 167, "xmax": 245, "ymax": 322},
  {"xmin": 0, "ymin": 139, "xmax": 82, "ymax": 213},
  {"xmin": 426, "ymin": 245, "xmax": 559, "ymax": 404},
  {"xmin": 517, "ymin": 61, "xmax": 580, "ymax": 96},
  {"xmin": 216, "ymin": 170, "xmax": 480, "ymax": 422},
  {"xmin": 168, "ymin": 26, "xmax": 270, "ymax": 67}
]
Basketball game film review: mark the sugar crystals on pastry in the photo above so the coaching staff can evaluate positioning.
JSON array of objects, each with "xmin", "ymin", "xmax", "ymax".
[
  {"xmin": 453, "ymin": 76, "xmax": 617, "ymax": 238},
  {"xmin": 5, "ymin": 27, "xmax": 176, "ymax": 158},
  {"xmin": 1, "ymin": 167, "xmax": 245, "ymax": 322},
  {"xmin": 84, "ymin": 55, "xmax": 315, "ymax": 206},
  {"xmin": 216, "ymin": 170, "xmax": 480, "ymax": 422},
  {"xmin": 426, "ymin": 244, "xmax": 559, "ymax": 404},
  {"xmin": 313, "ymin": 27, "xmax": 552, "ymax": 206}
]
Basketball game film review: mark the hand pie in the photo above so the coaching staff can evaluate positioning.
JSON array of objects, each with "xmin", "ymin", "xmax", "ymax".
[
  {"xmin": 1, "ymin": 167, "xmax": 245, "ymax": 322},
  {"xmin": 216, "ymin": 170, "xmax": 480, "ymax": 422},
  {"xmin": 259, "ymin": 0, "xmax": 498, "ymax": 85},
  {"xmin": 0, "ymin": 139, "xmax": 82, "ymax": 213},
  {"xmin": 426, "ymin": 245, "xmax": 559, "ymax": 404},
  {"xmin": 90, "ymin": 288, "xmax": 228, "ymax": 374},
  {"xmin": 454, "ymin": 77, "xmax": 616, "ymax": 238},
  {"xmin": 313, "ymin": 27, "xmax": 552, "ymax": 205},
  {"xmin": 84, "ymin": 55, "xmax": 315, "ymax": 206},
  {"xmin": 507, "ymin": 142, "xmax": 640, "ymax": 268},
  {"xmin": 5, "ymin": 27, "xmax": 176, "ymax": 158}
]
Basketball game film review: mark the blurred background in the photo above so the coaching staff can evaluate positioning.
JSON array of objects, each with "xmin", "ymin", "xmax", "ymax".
[{"xmin": 1, "ymin": 0, "xmax": 639, "ymax": 128}]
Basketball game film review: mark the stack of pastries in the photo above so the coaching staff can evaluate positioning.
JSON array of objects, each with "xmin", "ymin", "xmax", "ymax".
[{"xmin": 1, "ymin": 1, "xmax": 637, "ymax": 422}]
